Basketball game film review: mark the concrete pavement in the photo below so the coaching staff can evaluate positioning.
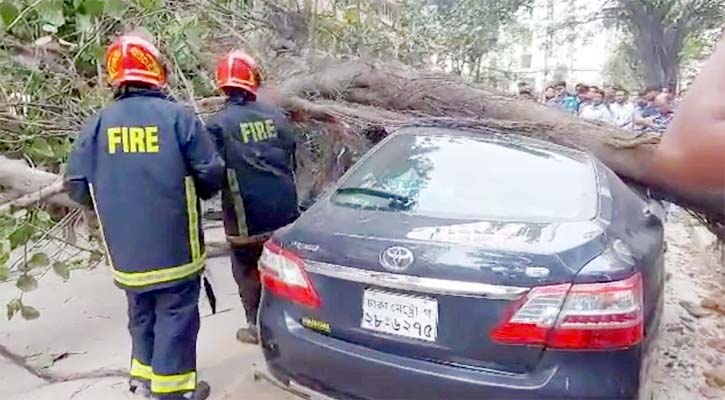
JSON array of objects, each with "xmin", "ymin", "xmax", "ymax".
[{"xmin": 0, "ymin": 228, "xmax": 295, "ymax": 400}]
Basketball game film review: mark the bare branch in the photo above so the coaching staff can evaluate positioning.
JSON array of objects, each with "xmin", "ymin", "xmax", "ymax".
[{"xmin": 0, "ymin": 180, "xmax": 66, "ymax": 213}]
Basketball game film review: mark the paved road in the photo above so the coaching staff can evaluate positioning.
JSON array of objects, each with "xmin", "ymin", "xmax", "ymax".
[{"xmin": 0, "ymin": 228, "xmax": 295, "ymax": 400}]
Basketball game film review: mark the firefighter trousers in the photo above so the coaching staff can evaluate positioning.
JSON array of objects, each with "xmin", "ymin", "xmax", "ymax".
[
  {"xmin": 126, "ymin": 277, "xmax": 201, "ymax": 399},
  {"xmin": 231, "ymin": 248, "xmax": 263, "ymax": 326}
]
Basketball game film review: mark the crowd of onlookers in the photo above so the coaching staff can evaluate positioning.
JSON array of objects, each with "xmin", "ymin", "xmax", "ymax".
[{"xmin": 517, "ymin": 81, "xmax": 680, "ymax": 134}]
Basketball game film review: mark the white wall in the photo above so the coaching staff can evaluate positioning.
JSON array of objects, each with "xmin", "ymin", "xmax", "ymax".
[{"xmin": 485, "ymin": 0, "xmax": 622, "ymax": 93}]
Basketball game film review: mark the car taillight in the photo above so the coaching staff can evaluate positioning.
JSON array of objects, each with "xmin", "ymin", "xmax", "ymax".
[
  {"xmin": 491, "ymin": 273, "xmax": 643, "ymax": 350},
  {"xmin": 259, "ymin": 241, "xmax": 321, "ymax": 309}
]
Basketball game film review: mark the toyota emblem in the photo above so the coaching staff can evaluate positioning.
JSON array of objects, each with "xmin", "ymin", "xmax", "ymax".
[{"xmin": 380, "ymin": 246, "xmax": 415, "ymax": 271}]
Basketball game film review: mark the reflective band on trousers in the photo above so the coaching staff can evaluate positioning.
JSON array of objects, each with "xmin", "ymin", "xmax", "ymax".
[
  {"xmin": 151, "ymin": 371, "xmax": 197, "ymax": 394},
  {"xmin": 130, "ymin": 358, "xmax": 153, "ymax": 381},
  {"xmin": 226, "ymin": 169, "xmax": 249, "ymax": 236},
  {"xmin": 89, "ymin": 179, "xmax": 205, "ymax": 288}
]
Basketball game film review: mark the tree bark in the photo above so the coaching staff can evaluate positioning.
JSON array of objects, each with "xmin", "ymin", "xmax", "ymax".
[
  {"xmin": 620, "ymin": 0, "xmax": 684, "ymax": 90},
  {"xmin": 0, "ymin": 156, "xmax": 79, "ymax": 209},
  {"xmin": 1, "ymin": 60, "xmax": 723, "ymax": 236},
  {"xmin": 265, "ymin": 60, "xmax": 723, "ymax": 232}
]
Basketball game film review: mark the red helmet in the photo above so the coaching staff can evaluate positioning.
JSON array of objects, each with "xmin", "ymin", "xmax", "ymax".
[
  {"xmin": 105, "ymin": 35, "xmax": 167, "ymax": 88},
  {"xmin": 215, "ymin": 50, "xmax": 261, "ymax": 96}
]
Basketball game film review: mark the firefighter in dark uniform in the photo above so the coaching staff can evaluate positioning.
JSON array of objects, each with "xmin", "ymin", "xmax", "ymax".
[
  {"xmin": 64, "ymin": 34, "xmax": 224, "ymax": 399},
  {"xmin": 207, "ymin": 50, "xmax": 299, "ymax": 344}
]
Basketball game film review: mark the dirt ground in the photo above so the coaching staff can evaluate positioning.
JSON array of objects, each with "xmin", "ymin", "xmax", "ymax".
[
  {"xmin": 643, "ymin": 211, "xmax": 725, "ymax": 399},
  {"xmin": 0, "ymin": 212, "xmax": 724, "ymax": 400}
]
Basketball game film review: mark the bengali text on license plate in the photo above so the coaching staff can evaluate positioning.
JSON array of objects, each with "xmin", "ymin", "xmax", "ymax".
[{"xmin": 361, "ymin": 289, "xmax": 438, "ymax": 342}]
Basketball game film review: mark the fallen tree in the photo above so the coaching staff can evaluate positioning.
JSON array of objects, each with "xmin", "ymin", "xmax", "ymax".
[
  {"xmin": 1, "ymin": 59, "xmax": 723, "ymax": 238},
  {"xmin": 263, "ymin": 59, "xmax": 723, "ymax": 236}
]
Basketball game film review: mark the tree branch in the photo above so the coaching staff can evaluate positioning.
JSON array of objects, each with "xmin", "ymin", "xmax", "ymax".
[
  {"xmin": 0, "ymin": 156, "xmax": 79, "ymax": 209},
  {"xmin": 0, "ymin": 180, "xmax": 66, "ymax": 213}
]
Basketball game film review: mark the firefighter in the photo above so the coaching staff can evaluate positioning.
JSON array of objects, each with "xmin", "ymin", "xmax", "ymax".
[
  {"xmin": 207, "ymin": 50, "xmax": 300, "ymax": 344},
  {"xmin": 64, "ymin": 34, "xmax": 224, "ymax": 399}
]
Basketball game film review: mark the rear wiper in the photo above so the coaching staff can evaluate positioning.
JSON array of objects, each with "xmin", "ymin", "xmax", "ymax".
[{"xmin": 335, "ymin": 187, "xmax": 415, "ymax": 208}]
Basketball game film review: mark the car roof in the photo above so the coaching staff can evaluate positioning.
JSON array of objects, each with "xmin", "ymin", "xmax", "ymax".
[{"xmin": 392, "ymin": 125, "xmax": 593, "ymax": 163}]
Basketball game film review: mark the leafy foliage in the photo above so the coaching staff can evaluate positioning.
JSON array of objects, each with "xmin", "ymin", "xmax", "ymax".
[
  {"xmin": 0, "ymin": 0, "xmax": 531, "ymax": 321},
  {"xmin": 605, "ymin": 0, "xmax": 725, "ymax": 88}
]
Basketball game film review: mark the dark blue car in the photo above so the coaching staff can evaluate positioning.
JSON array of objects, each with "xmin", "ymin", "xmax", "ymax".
[{"xmin": 258, "ymin": 127, "xmax": 665, "ymax": 400}]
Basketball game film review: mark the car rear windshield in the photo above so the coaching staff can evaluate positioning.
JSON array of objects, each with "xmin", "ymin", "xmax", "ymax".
[{"xmin": 331, "ymin": 132, "xmax": 599, "ymax": 222}]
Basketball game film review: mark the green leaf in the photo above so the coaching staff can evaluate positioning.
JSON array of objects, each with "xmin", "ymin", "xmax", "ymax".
[
  {"xmin": 6, "ymin": 298, "xmax": 21, "ymax": 320},
  {"xmin": 53, "ymin": 261, "xmax": 70, "ymax": 280},
  {"xmin": 9, "ymin": 225, "xmax": 34, "ymax": 249},
  {"xmin": 51, "ymin": 139, "xmax": 70, "ymax": 159},
  {"xmin": 0, "ymin": 265, "xmax": 9, "ymax": 281},
  {"xmin": 0, "ymin": 239, "xmax": 10, "ymax": 254},
  {"xmin": 344, "ymin": 6, "xmax": 360, "ymax": 25},
  {"xmin": 35, "ymin": 210, "xmax": 51, "ymax": 223},
  {"xmin": 138, "ymin": 0, "xmax": 161, "ymax": 12},
  {"xmin": 30, "ymin": 138, "xmax": 55, "ymax": 159},
  {"xmin": 16, "ymin": 274, "xmax": 38, "ymax": 292},
  {"xmin": 104, "ymin": 0, "xmax": 125, "ymax": 18},
  {"xmin": 90, "ymin": 44, "xmax": 106, "ymax": 61},
  {"xmin": 0, "ymin": 1, "xmax": 19, "ymax": 26},
  {"xmin": 76, "ymin": 13, "xmax": 92, "ymax": 32},
  {"xmin": 21, "ymin": 305, "xmax": 40, "ymax": 320},
  {"xmin": 83, "ymin": 0, "xmax": 105, "ymax": 16},
  {"xmin": 28, "ymin": 252, "xmax": 49, "ymax": 268},
  {"xmin": 37, "ymin": 0, "xmax": 65, "ymax": 27},
  {"xmin": 40, "ymin": 23, "xmax": 58, "ymax": 33},
  {"xmin": 13, "ymin": 208, "xmax": 27, "ymax": 219}
]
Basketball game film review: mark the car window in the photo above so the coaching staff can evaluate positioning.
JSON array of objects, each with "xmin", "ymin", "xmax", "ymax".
[{"xmin": 331, "ymin": 132, "xmax": 599, "ymax": 222}]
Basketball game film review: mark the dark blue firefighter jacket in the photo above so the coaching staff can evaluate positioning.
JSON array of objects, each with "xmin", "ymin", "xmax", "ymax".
[{"xmin": 65, "ymin": 88, "xmax": 224, "ymax": 292}]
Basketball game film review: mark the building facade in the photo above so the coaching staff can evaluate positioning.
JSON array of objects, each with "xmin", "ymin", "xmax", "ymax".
[{"xmin": 485, "ymin": 0, "xmax": 622, "ymax": 94}]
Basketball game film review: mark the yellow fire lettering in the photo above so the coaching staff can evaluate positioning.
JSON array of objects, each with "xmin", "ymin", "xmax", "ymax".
[
  {"xmin": 254, "ymin": 121, "xmax": 267, "ymax": 140},
  {"xmin": 121, "ymin": 127, "xmax": 130, "ymax": 153},
  {"xmin": 107, "ymin": 127, "xmax": 122, "ymax": 154},
  {"xmin": 145, "ymin": 126, "xmax": 159, "ymax": 152},
  {"xmin": 265, "ymin": 119, "xmax": 277, "ymax": 138},
  {"xmin": 129, "ymin": 127, "xmax": 145, "ymax": 152},
  {"xmin": 240, "ymin": 123, "xmax": 252, "ymax": 143}
]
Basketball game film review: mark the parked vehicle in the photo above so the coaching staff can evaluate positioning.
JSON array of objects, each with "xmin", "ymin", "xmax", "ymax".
[{"xmin": 258, "ymin": 127, "xmax": 665, "ymax": 400}]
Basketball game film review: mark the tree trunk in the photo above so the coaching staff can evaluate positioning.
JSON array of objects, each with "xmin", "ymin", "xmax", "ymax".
[
  {"xmin": 2, "ymin": 60, "xmax": 723, "ymax": 236},
  {"xmin": 265, "ymin": 60, "xmax": 723, "ymax": 233},
  {"xmin": 625, "ymin": 1, "xmax": 685, "ymax": 90}
]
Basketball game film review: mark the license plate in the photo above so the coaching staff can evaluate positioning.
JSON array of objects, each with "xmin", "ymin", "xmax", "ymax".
[{"xmin": 361, "ymin": 289, "xmax": 438, "ymax": 342}]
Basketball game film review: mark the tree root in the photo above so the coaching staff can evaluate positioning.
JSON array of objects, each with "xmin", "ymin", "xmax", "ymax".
[{"xmin": 0, "ymin": 343, "xmax": 126, "ymax": 384}]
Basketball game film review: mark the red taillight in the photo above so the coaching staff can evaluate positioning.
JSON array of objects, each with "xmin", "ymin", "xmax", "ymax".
[
  {"xmin": 491, "ymin": 273, "xmax": 643, "ymax": 350},
  {"xmin": 259, "ymin": 241, "xmax": 321, "ymax": 309}
]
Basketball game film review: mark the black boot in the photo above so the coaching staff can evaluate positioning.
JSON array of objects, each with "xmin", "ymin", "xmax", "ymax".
[
  {"xmin": 183, "ymin": 381, "xmax": 211, "ymax": 400},
  {"xmin": 129, "ymin": 378, "xmax": 151, "ymax": 398},
  {"xmin": 236, "ymin": 325, "xmax": 259, "ymax": 344}
]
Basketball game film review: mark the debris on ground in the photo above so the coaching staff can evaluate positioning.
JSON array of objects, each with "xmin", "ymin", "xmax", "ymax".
[
  {"xmin": 702, "ymin": 294, "xmax": 725, "ymax": 315},
  {"xmin": 679, "ymin": 300, "xmax": 713, "ymax": 318},
  {"xmin": 645, "ymin": 211, "xmax": 725, "ymax": 399}
]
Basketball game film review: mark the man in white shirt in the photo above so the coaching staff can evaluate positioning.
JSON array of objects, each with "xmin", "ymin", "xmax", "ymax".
[
  {"xmin": 578, "ymin": 88, "xmax": 614, "ymax": 124},
  {"xmin": 609, "ymin": 88, "xmax": 635, "ymax": 129}
]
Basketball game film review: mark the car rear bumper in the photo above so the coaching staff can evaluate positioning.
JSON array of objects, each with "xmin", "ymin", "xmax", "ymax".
[{"xmin": 259, "ymin": 299, "xmax": 645, "ymax": 400}]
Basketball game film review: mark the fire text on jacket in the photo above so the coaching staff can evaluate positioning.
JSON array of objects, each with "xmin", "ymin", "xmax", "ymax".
[
  {"xmin": 240, "ymin": 119, "xmax": 277, "ymax": 143},
  {"xmin": 107, "ymin": 126, "xmax": 160, "ymax": 154}
]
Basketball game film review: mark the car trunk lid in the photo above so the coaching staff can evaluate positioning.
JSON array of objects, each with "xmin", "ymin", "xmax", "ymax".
[{"xmin": 276, "ymin": 206, "xmax": 607, "ymax": 373}]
